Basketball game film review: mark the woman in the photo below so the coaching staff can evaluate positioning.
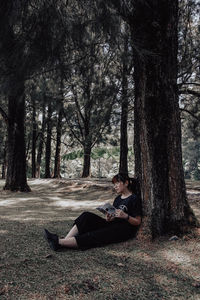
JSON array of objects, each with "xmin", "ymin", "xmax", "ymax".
[{"xmin": 44, "ymin": 173, "xmax": 142, "ymax": 251}]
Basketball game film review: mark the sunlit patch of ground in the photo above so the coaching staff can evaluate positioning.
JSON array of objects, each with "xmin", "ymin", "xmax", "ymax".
[
  {"xmin": 0, "ymin": 178, "xmax": 200, "ymax": 300},
  {"xmin": 0, "ymin": 178, "xmax": 114, "ymax": 222},
  {"xmin": 186, "ymin": 181, "xmax": 200, "ymax": 220}
]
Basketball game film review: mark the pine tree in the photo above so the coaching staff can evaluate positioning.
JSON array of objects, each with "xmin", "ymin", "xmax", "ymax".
[
  {"xmin": 53, "ymin": 76, "xmax": 64, "ymax": 178},
  {"xmin": 0, "ymin": 0, "xmax": 67, "ymax": 190},
  {"xmin": 105, "ymin": 0, "xmax": 199, "ymax": 237},
  {"xmin": 63, "ymin": 29, "xmax": 118, "ymax": 177}
]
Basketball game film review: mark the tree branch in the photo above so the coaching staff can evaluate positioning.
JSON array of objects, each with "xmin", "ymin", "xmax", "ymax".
[
  {"xmin": 179, "ymin": 89, "xmax": 200, "ymax": 97},
  {"xmin": 63, "ymin": 110, "xmax": 83, "ymax": 145},
  {"xmin": 179, "ymin": 82, "xmax": 200, "ymax": 87},
  {"xmin": 72, "ymin": 86, "xmax": 85, "ymax": 125},
  {"xmin": 180, "ymin": 108, "xmax": 200, "ymax": 122}
]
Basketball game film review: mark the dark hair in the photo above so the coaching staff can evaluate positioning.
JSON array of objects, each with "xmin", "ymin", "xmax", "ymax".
[{"xmin": 112, "ymin": 173, "xmax": 141, "ymax": 197}]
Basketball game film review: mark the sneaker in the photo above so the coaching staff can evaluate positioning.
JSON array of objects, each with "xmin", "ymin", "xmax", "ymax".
[{"xmin": 44, "ymin": 229, "xmax": 60, "ymax": 251}]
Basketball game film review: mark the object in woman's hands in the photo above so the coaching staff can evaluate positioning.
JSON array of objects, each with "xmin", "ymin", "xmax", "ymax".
[{"xmin": 96, "ymin": 203, "xmax": 116, "ymax": 216}]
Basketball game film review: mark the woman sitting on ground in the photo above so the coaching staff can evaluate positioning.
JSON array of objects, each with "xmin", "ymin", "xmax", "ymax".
[{"xmin": 44, "ymin": 173, "xmax": 142, "ymax": 251}]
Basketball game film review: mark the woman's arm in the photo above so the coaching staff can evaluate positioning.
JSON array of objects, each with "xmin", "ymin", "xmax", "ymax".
[
  {"xmin": 127, "ymin": 215, "xmax": 141, "ymax": 226},
  {"xmin": 115, "ymin": 209, "xmax": 141, "ymax": 226}
]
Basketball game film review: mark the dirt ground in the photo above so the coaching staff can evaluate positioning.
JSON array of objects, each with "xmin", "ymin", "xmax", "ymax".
[{"xmin": 0, "ymin": 178, "xmax": 200, "ymax": 300}]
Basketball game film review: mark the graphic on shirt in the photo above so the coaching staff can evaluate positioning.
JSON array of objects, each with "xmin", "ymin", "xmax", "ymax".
[{"xmin": 119, "ymin": 204, "xmax": 128, "ymax": 212}]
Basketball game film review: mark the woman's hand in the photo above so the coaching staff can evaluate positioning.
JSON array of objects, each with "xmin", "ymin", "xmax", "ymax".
[
  {"xmin": 115, "ymin": 209, "xmax": 128, "ymax": 219},
  {"xmin": 106, "ymin": 213, "xmax": 115, "ymax": 222}
]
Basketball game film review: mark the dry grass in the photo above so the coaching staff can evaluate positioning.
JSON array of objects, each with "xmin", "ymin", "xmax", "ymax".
[{"xmin": 0, "ymin": 178, "xmax": 200, "ymax": 300}]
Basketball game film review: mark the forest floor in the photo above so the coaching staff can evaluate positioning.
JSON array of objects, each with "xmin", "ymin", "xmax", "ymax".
[{"xmin": 0, "ymin": 178, "xmax": 200, "ymax": 300}]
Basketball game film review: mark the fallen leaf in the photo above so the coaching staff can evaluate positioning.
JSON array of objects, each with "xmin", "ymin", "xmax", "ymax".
[
  {"xmin": 169, "ymin": 235, "xmax": 179, "ymax": 241},
  {"xmin": 63, "ymin": 285, "xmax": 70, "ymax": 293},
  {"xmin": 45, "ymin": 254, "xmax": 53, "ymax": 259},
  {"xmin": 117, "ymin": 263, "xmax": 125, "ymax": 267},
  {"xmin": 192, "ymin": 282, "xmax": 200, "ymax": 288},
  {"xmin": 0, "ymin": 285, "xmax": 9, "ymax": 295}
]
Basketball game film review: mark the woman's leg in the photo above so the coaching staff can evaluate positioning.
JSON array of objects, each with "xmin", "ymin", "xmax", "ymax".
[
  {"xmin": 44, "ymin": 228, "xmax": 79, "ymax": 250},
  {"xmin": 59, "ymin": 236, "xmax": 78, "ymax": 248},
  {"xmin": 75, "ymin": 221, "xmax": 134, "ymax": 250},
  {"xmin": 74, "ymin": 211, "xmax": 107, "ymax": 235},
  {"xmin": 58, "ymin": 212, "xmax": 108, "ymax": 249},
  {"xmin": 45, "ymin": 212, "xmax": 108, "ymax": 251},
  {"xmin": 58, "ymin": 225, "xmax": 79, "ymax": 248},
  {"xmin": 65, "ymin": 224, "xmax": 79, "ymax": 238}
]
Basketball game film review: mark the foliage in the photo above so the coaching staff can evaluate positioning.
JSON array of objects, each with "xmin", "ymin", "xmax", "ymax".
[
  {"xmin": 61, "ymin": 146, "xmax": 134, "ymax": 178},
  {"xmin": 0, "ymin": 0, "xmax": 199, "ymax": 182},
  {"xmin": 63, "ymin": 150, "xmax": 84, "ymax": 161},
  {"xmin": 63, "ymin": 147, "xmax": 121, "ymax": 161},
  {"xmin": 63, "ymin": 38, "xmax": 119, "ymax": 148}
]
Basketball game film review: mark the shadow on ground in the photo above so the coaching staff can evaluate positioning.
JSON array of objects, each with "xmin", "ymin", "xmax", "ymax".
[{"xmin": 0, "ymin": 179, "xmax": 200, "ymax": 300}]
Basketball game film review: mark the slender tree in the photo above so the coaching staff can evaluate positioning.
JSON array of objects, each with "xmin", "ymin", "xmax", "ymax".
[
  {"xmin": 31, "ymin": 96, "xmax": 37, "ymax": 178},
  {"xmin": 53, "ymin": 79, "xmax": 64, "ymax": 178},
  {"xmin": 44, "ymin": 99, "xmax": 53, "ymax": 178},
  {"xmin": 36, "ymin": 95, "xmax": 46, "ymax": 178},
  {"xmin": 64, "ymin": 37, "xmax": 118, "ymax": 177}
]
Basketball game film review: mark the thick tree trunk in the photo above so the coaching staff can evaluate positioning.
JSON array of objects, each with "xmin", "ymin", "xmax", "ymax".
[
  {"xmin": 4, "ymin": 78, "xmax": 30, "ymax": 192},
  {"xmin": 119, "ymin": 35, "xmax": 129, "ymax": 175},
  {"xmin": 36, "ymin": 98, "xmax": 46, "ymax": 178},
  {"xmin": 53, "ymin": 106, "xmax": 63, "ymax": 178},
  {"xmin": 44, "ymin": 101, "xmax": 52, "ymax": 178},
  {"xmin": 31, "ymin": 97, "xmax": 37, "ymax": 178},
  {"xmin": 119, "ymin": 93, "xmax": 129, "ymax": 175},
  {"xmin": 131, "ymin": 1, "xmax": 198, "ymax": 237}
]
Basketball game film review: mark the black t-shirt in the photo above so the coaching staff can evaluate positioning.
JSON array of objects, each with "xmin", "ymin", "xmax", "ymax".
[{"xmin": 113, "ymin": 194, "xmax": 142, "ymax": 218}]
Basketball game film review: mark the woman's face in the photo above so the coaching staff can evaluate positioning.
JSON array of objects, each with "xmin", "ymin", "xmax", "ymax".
[{"xmin": 113, "ymin": 180, "xmax": 127, "ymax": 194}]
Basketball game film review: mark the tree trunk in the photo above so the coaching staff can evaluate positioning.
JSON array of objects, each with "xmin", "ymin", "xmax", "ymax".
[
  {"xmin": 119, "ymin": 33, "xmax": 129, "ymax": 175},
  {"xmin": 36, "ymin": 98, "xmax": 46, "ymax": 178},
  {"xmin": 131, "ymin": 0, "xmax": 198, "ymax": 237},
  {"xmin": 31, "ymin": 97, "xmax": 37, "ymax": 178},
  {"xmin": 2, "ymin": 140, "xmax": 7, "ymax": 179},
  {"xmin": 44, "ymin": 101, "xmax": 52, "ymax": 178},
  {"xmin": 119, "ymin": 92, "xmax": 129, "ymax": 175},
  {"xmin": 82, "ymin": 139, "xmax": 92, "ymax": 177},
  {"xmin": 4, "ymin": 78, "xmax": 30, "ymax": 191},
  {"xmin": 53, "ymin": 104, "xmax": 63, "ymax": 178}
]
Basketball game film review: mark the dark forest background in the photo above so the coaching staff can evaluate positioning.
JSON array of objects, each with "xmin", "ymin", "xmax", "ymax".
[
  {"xmin": 0, "ymin": 0, "xmax": 199, "ymax": 237},
  {"xmin": 0, "ymin": 0, "xmax": 199, "ymax": 182}
]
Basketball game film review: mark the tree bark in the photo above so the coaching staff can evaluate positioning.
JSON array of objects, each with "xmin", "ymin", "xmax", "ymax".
[
  {"xmin": 36, "ymin": 98, "xmax": 46, "ymax": 178},
  {"xmin": 2, "ymin": 140, "xmax": 7, "ymax": 179},
  {"xmin": 4, "ymin": 77, "xmax": 30, "ymax": 191},
  {"xmin": 119, "ymin": 33, "xmax": 129, "ymax": 175},
  {"xmin": 131, "ymin": 0, "xmax": 198, "ymax": 237},
  {"xmin": 53, "ymin": 104, "xmax": 63, "ymax": 178},
  {"xmin": 82, "ymin": 138, "xmax": 92, "ymax": 178},
  {"xmin": 44, "ymin": 101, "xmax": 52, "ymax": 178},
  {"xmin": 31, "ymin": 97, "xmax": 37, "ymax": 178}
]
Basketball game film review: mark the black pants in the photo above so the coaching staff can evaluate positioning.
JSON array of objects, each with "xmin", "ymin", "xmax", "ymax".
[{"xmin": 74, "ymin": 212, "xmax": 136, "ymax": 250}]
